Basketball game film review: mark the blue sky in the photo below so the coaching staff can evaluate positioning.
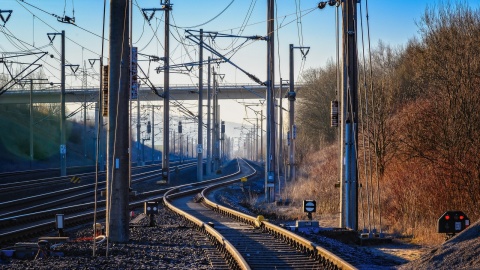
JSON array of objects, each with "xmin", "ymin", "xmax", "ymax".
[
  {"xmin": 2, "ymin": 0, "xmax": 478, "ymax": 131},
  {"xmin": 2, "ymin": 0, "xmax": 442, "ymax": 86}
]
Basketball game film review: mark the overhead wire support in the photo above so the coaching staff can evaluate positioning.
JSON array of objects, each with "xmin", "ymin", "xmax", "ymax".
[
  {"xmin": 57, "ymin": 15, "xmax": 75, "ymax": 24},
  {"xmin": 287, "ymin": 44, "xmax": 310, "ymax": 183},
  {"xmin": 138, "ymin": 53, "xmax": 164, "ymax": 62},
  {"xmin": 0, "ymin": 51, "xmax": 47, "ymax": 95},
  {"xmin": 0, "ymin": 10, "xmax": 13, "ymax": 26},
  {"xmin": 266, "ymin": 0, "xmax": 275, "ymax": 202},
  {"xmin": 185, "ymin": 29, "xmax": 266, "ymax": 86},
  {"xmin": 141, "ymin": 8, "xmax": 163, "ymax": 23},
  {"xmin": 186, "ymin": 29, "xmax": 267, "ymax": 41},
  {"xmin": 136, "ymin": 64, "xmax": 163, "ymax": 98},
  {"xmin": 161, "ymin": 0, "xmax": 172, "ymax": 183},
  {"xmin": 19, "ymin": 0, "xmax": 75, "ymax": 25},
  {"xmin": 155, "ymin": 58, "xmax": 223, "ymax": 74}
]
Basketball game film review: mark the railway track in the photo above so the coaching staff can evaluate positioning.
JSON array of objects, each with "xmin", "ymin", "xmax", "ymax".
[
  {"xmin": 0, "ymin": 161, "xmax": 197, "ymax": 216},
  {"xmin": 1, "ymin": 159, "xmax": 356, "ymax": 269},
  {"xmin": 0, "ymin": 160, "xmax": 193, "ymax": 195},
  {"xmin": 0, "ymin": 160, "xmax": 238, "ymax": 246},
  {"xmin": 0, "ymin": 161, "xmax": 185, "ymax": 186},
  {"xmin": 165, "ymin": 158, "xmax": 356, "ymax": 270},
  {"xmin": 0, "ymin": 165, "xmax": 97, "ymax": 185}
]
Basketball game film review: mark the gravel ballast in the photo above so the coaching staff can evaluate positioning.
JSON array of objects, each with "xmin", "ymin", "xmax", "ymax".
[{"xmin": 0, "ymin": 207, "xmax": 216, "ymax": 269}]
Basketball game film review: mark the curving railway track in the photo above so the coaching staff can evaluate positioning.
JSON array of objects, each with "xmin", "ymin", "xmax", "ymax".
[{"xmin": 165, "ymin": 158, "xmax": 356, "ymax": 270}]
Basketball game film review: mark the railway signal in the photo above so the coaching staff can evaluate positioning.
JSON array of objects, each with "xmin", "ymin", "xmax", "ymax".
[
  {"xmin": 303, "ymin": 200, "xmax": 316, "ymax": 220},
  {"xmin": 55, "ymin": 214, "xmax": 65, "ymax": 237},
  {"xmin": 144, "ymin": 201, "xmax": 159, "ymax": 227},
  {"xmin": 438, "ymin": 211, "xmax": 470, "ymax": 240}
]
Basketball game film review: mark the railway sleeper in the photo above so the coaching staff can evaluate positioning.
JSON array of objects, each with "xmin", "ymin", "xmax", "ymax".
[
  {"xmin": 258, "ymin": 224, "xmax": 349, "ymax": 270},
  {"xmin": 177, "ymin": 213, "xmax": 243, "ymax": 270}
]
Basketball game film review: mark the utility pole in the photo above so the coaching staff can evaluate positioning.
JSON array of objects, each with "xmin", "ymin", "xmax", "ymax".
[
  {"xmin": 178, "ymin": 121, "xmax": 183, "ymax": 162},
  {"xmin": 288, "ymin": 44, "xmax": 310, "ymax": 182},
  {"xmin": 106, "ymin": 0, "xmax": 130, "ymax": 243},
  {"xmin": 61, "ymin": 30, "xmax": 66, "ymax": 176},
  {"xmin": 24, "ymin": 78, "xmax": 50, "ymax": 168},
  {"xmin": 152, "ymin": 105, "xmax": 155, "ymax": 162},
  {"xmin": 197, "ymin": 29, "xmax": 204, "ymax": 181},
  {"xmin": 206, "ymin": 57, "xmax": 212, "ymax": 175},
  {"xmin": 83, "ymin": 62, "xmax": 88, "ymax": 161},
  {"xmin": 30, "ymin": 79, "xmax": 34, "ymax": 167},
  {"xmin": 265, "ymin": 0, "xmax": 276, "ymax": 202},
  {"xmin": 340, "ymin": 0, "xmax": 359, "ymax": 231},
  {"xmin": 212, "ymin": 69, "xmax": 223, "ymax": 172},
  {"xmin": 212, "ymin": 69, "xmax": 217, "ymax": 172},
  {"xmin": 278, "ymin": 78, "xmax": 284, "ymax": 174},
  {"xmin": 47, "ymin": 30, "xmax": 67, "ymax": 176},
  {"xmin": 162, "ymin": 1, "xmax": 172, "ymax": 183},
  {"xmin": 216, "ymin": 103, "xmax": 221, "ymax": 170},
  {"xmin": 89, "ymin": 58, "xmax": 105, "ymax": 172},
  {"xmin": 136, "ymin": 85, "xmax": 141, "ymax": 165},
  {"xmin": 221, "ymin": 121, "xmax": 225, "ymax": 163},
  {"xmin": 186, "ymin": 135, "xmax": 189, "ymax": 158},
  {"xmin": 260, "ymin": 109, "xmax": 264, "ymax": 163},
  {"xmin": 288, "ymin": 46, "xmax": 296, "ymax": 184},
  {"xmin": 173, "ymin": 127, "xmax": 177, "ymax": 157},
  {"xmin": 255, "ymin": 118, "xmax": 259, "ymax": 161}
]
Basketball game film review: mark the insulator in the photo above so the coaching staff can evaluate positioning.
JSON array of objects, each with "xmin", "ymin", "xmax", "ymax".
[{"xmin": 331, "ymin": 100, "xmax": 339, "ymax": 127}]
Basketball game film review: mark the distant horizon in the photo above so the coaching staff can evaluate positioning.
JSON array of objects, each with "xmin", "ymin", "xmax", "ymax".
[{"xmin": 2, "ymin": 0, "xmax": 477, "ymax": 141}]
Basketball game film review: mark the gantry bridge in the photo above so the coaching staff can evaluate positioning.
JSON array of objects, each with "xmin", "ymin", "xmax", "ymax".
[{"xmin": 0, "ymin": 83, "xmax": 301, "ymax": 104}]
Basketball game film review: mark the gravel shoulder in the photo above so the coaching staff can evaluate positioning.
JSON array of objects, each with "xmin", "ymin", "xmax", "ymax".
[{"xmin": 0, "ymin": 207, "xmax": 216, "ymax": 269}]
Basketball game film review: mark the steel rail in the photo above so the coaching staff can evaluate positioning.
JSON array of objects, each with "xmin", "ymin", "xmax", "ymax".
[
  {"xmin": 0, "ymin": 161, "xmax": 240, "ymax": 246},
  {"xmin": 166, "ymin": 158, "xmax": 357, "ymax": 270},
  {"xmin": 163, "ymin": 159, "xmax": 251, "ymax": 269},
  {"xmin": 0, "ymin": 162, "xmax": 198, "ymax": 232},
  {"xmin": 0, "ymin": 162, "xmax": 197, "ymax": 212},
  {"xmin": 201, "ymin": 162, "xmax": 356, "ymax": 270}
]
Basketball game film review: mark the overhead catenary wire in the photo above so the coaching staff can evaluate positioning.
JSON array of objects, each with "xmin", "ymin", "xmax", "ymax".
[
  {"xmin": 355, "ymin": 0, "xmax": 382, "ymax": 236},
  {"xmin": 171, "ymin": 0, "xmax": 236, "ymax": 29},
  {"xmin": 357, "ymin": 0, "xmax": 371, "ymax": 233},
  {"xmin": 16, "ymin": 0, "xmax": 105, "ymax": 57},
  {"xmin": 93, "ymin": 0, "xmax": 107, "ymax": 258},
  {"xmin": 0, "ymin": 25, "xmax": 72, "ymax": 84},
  {"xmin": 365, "ymin": 0, "xmax": 383, "ymax": 236}
]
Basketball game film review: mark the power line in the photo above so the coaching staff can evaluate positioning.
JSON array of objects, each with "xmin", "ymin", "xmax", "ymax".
[
  {"xmin": 16, "ymin": 0, "xmax": 104, "ymax": 57},
  {"xmin": 173, "ymin": 0, "xmax": 236, "ymax": 29}
]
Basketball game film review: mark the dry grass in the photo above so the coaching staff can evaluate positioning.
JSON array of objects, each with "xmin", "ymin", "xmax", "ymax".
[
  {"xmin": 280, "ymin": 142, "xmax": 458, "ymax": 245},
  {"xmin": 282, "ymin": 144, "xmax": 340, "ymax": 220}
]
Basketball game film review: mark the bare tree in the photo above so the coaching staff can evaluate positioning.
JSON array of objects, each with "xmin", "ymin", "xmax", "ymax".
[{"xmin": 398, "ymin": 2, "xmax": 480, "ymax": 218}]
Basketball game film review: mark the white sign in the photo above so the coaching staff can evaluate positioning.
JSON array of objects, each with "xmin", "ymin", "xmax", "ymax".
[
  {"xmin": 60, "ymin": 144, "xmax": 66, "ymax": 154},
  {"xmin": 303, "ymin": 200, "xmax": 316, "ymax": 213},
  {"xmin": 455, "ymin": 222, "xmax": 461, "ymax": 231},
  {"xmin": 197, "ymin": 144, "xmax": 203, "ymax": 154}
]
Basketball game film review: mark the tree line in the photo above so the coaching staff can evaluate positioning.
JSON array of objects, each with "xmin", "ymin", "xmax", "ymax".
[{"xmin": 293, "ymin": 2, "xmax": 480, "ymax": 241}]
